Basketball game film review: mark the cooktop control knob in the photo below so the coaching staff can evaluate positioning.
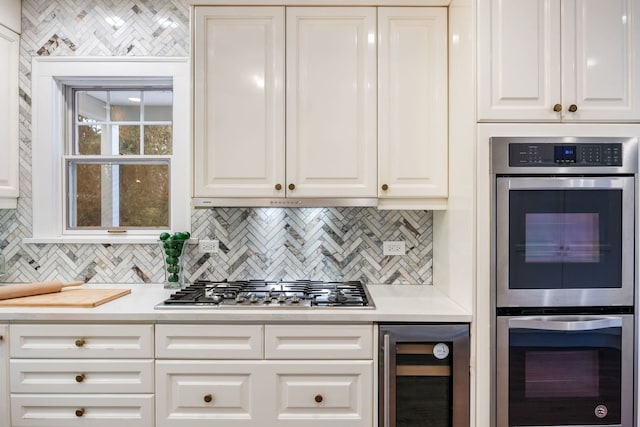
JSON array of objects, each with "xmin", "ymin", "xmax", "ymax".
[
  {"xmin": 277, "ymin": 293, "xmax": 287, "ymax": 303},
  {"xmin": 249, "ymin": 293, "xmax": 258, "ymax": 303},
  {"xmin": 264, "ymin": 294, "xmax": 272, "ymax": 303},
  {"xmin": 291, "ymin": 295, "xmax": 300, "ymax": 304},
  {"xmin": 235, "ymin": 294, "xmax": 245, "ymax": 303}
]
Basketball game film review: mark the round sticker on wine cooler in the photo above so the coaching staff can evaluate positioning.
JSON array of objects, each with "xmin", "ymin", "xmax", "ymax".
[{"xmin": 433, "ymin": 343, "xmax": 450, "ymax": 359}]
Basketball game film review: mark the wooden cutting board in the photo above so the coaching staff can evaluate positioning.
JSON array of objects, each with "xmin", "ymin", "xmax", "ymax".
[{"xmin": 0, "ymin": 288, "xmax": 131, "ymax": 307}]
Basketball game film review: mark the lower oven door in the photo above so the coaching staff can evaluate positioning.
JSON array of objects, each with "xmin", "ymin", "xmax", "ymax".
[{"xmin": 496, "ymin": 314, "xmax": 633, "ymax": 427}]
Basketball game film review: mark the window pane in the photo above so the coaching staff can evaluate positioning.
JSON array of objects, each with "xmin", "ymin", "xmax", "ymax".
[
  {"xmin": 118, "ymin": 125, "xmax": 141, "ymax": 155},
  {"xmin": 74, "ymin": 163, "xmax": 102, "ymax": 227},
  {"xmin": 77, "ymin": 91, "xmax": 107, "ymax": 122},
  {"xmin": 110, "ymin": 91, "xmax": 141, "ymax": 121},
  {"xmin": 119, "ymin": 164, "xmax": 169, "ymax": 227},
  {"xmin": 144, "ymin": 91, "xmax": 173, "ymax": 121},
  {"xmin": 68, "ymin": 161, "xmax": 169, "ymax": 229},
  {"xmin": 144, "ymin": 125, "xmax": 172, "ymax": 154},
  {"xmin": 77, "ymin": 124, "xmax": 104, "ymax": 155}
]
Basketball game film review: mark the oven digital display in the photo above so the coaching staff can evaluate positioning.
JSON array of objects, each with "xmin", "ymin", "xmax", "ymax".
[
  {"xmin": 554, "ymin": 145, "xmax": 577, "ymax": 163},
  {"xmin": 525, "ymin": 213, "xmax": 600, "ymax": 263}
]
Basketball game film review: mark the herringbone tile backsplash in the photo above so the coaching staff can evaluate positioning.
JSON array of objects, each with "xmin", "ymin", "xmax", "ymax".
[{"xmin": 0, "ymin": 0, "xmax": 433, "ymax": 285}]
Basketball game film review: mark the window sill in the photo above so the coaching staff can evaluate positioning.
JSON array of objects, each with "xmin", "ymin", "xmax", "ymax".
[{"xmin": 23, "ymin": 236, "xmax": 169, "ymax": 245}]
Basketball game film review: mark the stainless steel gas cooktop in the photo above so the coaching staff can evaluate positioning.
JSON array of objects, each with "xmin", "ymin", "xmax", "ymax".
[{"xmin": 155, "ymin": 280, "xmax": 374, "ymax": 309}]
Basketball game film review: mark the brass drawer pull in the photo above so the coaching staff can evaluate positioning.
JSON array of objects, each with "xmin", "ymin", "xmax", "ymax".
[
  {"xmin": 381, "ymin": 184, "xmax": 389, "ymax": 191},
  {"xmin": 75, "ymin": 338, "xmax": 86, "ymax": 347},
  {"xmin": 553, "ymin": 103, "xmax": 562, "ymax": 112},
  {"xmin": 288, "ymin": 183, "xmax": 295, "ymax": 191},
  {"xmin": 204, "ymin": 394, "xmax": 213, "ymax": 403},
  {"xmin": 275, "ymin": 183, "xmax": 282, "ymax": 191},
  {"xmin": 314, "ymin": 394, "xmax": 324, "ymax": 403},
  {"xmin": 568, "ymin": 104, "xmax": 578, "ymax": 112},
  {"xmin": 75, "ymin": 408, "xmax": 85, "ymax": 417},
  {"xmin": 75, "ymin": 374, "xmax": 86, "ymax": 383}
]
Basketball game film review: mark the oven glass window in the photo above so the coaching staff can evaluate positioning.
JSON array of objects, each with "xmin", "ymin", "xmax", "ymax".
[
  {"xmin": 509, "ymin": 327, "xmax": 622, "ymax": 426},
  {"xmin": 509, "ymin": 189, "xmax": 622, "ymax": 289}
]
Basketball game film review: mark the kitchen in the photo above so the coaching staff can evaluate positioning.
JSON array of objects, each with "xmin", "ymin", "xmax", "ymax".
[{"xmin": 0, "ymin": 0, "xmax": 637, "ymax": 426}]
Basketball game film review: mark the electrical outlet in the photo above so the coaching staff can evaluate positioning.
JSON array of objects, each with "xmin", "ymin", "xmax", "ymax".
[
  {"xmin": 198, "ymin": 239, "xmax": 219, "ymax": 253},
  {"xmin": 383, "ymin": 241, "xmax": 405, "ymax": 256}
]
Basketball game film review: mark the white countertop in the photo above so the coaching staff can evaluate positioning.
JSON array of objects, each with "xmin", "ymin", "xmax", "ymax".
[{"xmin": 0, "ymin": 283, "xmax": 471, "ymax": 323}]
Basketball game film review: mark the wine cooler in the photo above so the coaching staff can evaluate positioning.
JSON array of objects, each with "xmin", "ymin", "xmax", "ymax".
[{"xmin": 379, "ymin": 324, "xmax": 470, "ymax": 427}]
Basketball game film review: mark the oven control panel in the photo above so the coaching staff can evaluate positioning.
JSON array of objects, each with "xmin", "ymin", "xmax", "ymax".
[{"xmin": 509, "ymin": 143, "xmax": 623, "ymax": 166}]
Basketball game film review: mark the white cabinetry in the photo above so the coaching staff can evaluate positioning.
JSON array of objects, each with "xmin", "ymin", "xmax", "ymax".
[
  {"xmin": 194, "ymin": 6, "xmax": 377, "ymax": 202},
  {"xmin": 0, "ymin": 0, "xmax": 21, "ymax": 34},
  {"xmin": 0, "ymin": 325, "xmax": 8, "ymax": 427},
  {"xmin": 156, "ymin": 323, "xmax": 374, "ymax": 427},
  {"xmin": 377, "ymin": 7, "xmax": 448, "ymax": 205},
  {"xmin": 286, "ymin": 7, "xmax": 377, "ymax": 199},
  {"xmin": 9, "ymin": 324, "xmax": 154, "ymax": 427},
  {"xmin": 478, "ymin": 0, "xmax": 640, "ymax": 122},
  {"xmin": 0, "ymin": 25, "xmax": 19, "ymax": 208}
]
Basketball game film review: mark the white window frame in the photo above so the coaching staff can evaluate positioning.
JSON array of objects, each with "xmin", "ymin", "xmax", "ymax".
[{"xmin": 28, "ymin": 57, "xmax": 191, "ymax": 244}]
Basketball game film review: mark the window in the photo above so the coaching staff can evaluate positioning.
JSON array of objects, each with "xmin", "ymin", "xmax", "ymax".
[{"xmin": 29, "ymin": 58, "xmax": 190, "ymax": 243}]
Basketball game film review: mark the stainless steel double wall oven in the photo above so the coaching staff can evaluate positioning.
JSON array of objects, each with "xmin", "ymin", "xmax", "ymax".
[{"xmin": 491, "ymin": 137, "xmax": 637, "ymax": 427}]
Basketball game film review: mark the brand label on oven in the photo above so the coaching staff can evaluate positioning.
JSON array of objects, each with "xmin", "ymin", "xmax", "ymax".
[{"xmin": 594, "ymin": 404, "xmax": 608, "ymax": 419}]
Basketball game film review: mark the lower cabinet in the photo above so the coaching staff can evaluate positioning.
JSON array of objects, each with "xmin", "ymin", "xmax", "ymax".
[
  {"xmin": 8, "ymin": 324, "xmax": 155, "ymax": 427},
  {"xmin": 0, "ymin": 324, "xmax": 8, "ymax": 427},
  {"xmin": 155, "ymin": 323, "xmax": 374, "ymax": 427}
]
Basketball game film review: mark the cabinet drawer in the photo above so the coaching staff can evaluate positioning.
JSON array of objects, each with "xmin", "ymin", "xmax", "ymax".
[
  {"xmin": 264, "ymin": 324, "xmax": 373, "ymax": 359},
  {"xmin": 10, "ymin": 324, "xmax": 153, "ymax": 358},
  {"xmin": 11, "ymin": 394, "xmax": 153, "ymax": 427},
  {"xmin": 156, "ymin": 324, "xmax": 263, "ymax": 359},
  {"xmin": 10, "ymin": 359, "xmax": 154, "ymax": 393},
  {"xmin": 274, "ymin": 361, "xmax": 373, "ymax": 426},
  {"xmin": 156, "ymin": 360, "xmax": 266, "ymax": 427}
]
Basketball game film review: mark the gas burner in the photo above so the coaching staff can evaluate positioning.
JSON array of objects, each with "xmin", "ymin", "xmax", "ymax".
[{"xmin": 155, "ymin": 280, "xmax": 374, "ymax": 309}]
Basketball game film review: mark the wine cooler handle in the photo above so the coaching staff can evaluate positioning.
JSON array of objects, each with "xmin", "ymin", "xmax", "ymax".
[
  {"xmin": 383, "ymin": 333, "xmax": 391, "ymax": 427},
  {"xmin": 509, "ymin": 316, "xmax": 622, "ymax": 331}
]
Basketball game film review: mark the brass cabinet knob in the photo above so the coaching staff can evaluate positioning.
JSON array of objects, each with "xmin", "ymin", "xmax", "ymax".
[
  {"xmin": 203, "ymin": 394, "xmax": 213, "ymax": 403},
  {"xmin": 75, "ymin": 408, "xmax": 85, "ymax": 417},
  {"xmin": 381, "ymin": 184, "xmax": 389, "ymax": 191},
  {"xmin": 0, "ymin": 335, "xmax": 3, "ymax": 341},
  {"xmin": 553, "ymin": 103, "xmax": 562, "ymax": 112},
  {"xmin": 568, "ymin": 104, "xmax": 578, "ymax": 112},
  {"xmin": 75, "ymin": 374, "xmax": 86, "ymax": 383},
  {"xmin": 288, "ymin": 183, "xmax": 295, "ymax": 191},
  {"xmin": 75, "ymin": 338, "xmax": 85, "ymax": 347},
  {"xmin": 275, "ymin": 183, "xmax": 282, "ymax": 191},
  {"xmin": 314, "ymin": 394, "xmax": 324, "ymax": 403}
]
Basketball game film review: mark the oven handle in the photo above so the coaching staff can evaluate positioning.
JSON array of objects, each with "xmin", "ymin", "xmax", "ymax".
[
  {"xmin": 509, "ymin": 316, "xmax": 623, "ymax": 331},
  {"xmin": 383, "ymin": 333, "xmax": 390, "ymax": 427}
]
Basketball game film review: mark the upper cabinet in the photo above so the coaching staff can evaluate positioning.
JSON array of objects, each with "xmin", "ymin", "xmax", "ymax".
[
  {"xmin": 378, "ymin": 7, "xmax": 448, "ymax": 205},
  {"xmin": 193, "ymin": 5, "xmax": 448, "ymax": 208},
  {"xmin": 0, "ymin": 25, "xmax": 19, "ymax": 208},
  {"xmin": 193, "ymin": 7, "xmax": 285, "ymax": 199},
  {"xmin": 194, "ymin": 6, "xmax": 377, "ymax": 202},
  {"xmin": 0, "ymin": 0, "xmax": 21, "ymax": 34},
  {"xmin": 286, "ymin": 7, "xmax": 377, "ymax": 199},
  {"xmin": 478, "ymin": 0, "xmax": 640, "ymax": 122}
]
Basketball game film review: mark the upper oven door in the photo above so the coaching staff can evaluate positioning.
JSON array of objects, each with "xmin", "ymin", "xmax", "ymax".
[{"xmin": 496, "ymin": 176, "xmax": 634, "ymax": 308}]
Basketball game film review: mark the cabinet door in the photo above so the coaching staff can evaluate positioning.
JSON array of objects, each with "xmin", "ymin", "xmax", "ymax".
[
  {"xmin": 561, "ymin": 0, "xmax": 640, "ymax": 121},
  {"xmin": 0, "ymin": 25, "xmax": 19, "ymax": 208},
  {"xmin": 477, "ymin": 0, "xmax": 562, "ymax": 121},
  {"xmin": 378, "ymin": 7, "xmax": 448, "ymax": 200},
  {"xmin": 286, "ymin": 7, "xmax": 377, "ymax": 198},
  {"xmin": 270, "ymin": 361, "xmax": 374, "ymax": 427},
  {"xmin": 193, "ymin": 7, "xmax": 285, "ymax": 198},
  {"xmin": 156, "ymin": 360, "xmax": 268, "ymax": 427},
  {"xmin": 0, "ymin": 325, "xmax": 8, "ymax": 427}
]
